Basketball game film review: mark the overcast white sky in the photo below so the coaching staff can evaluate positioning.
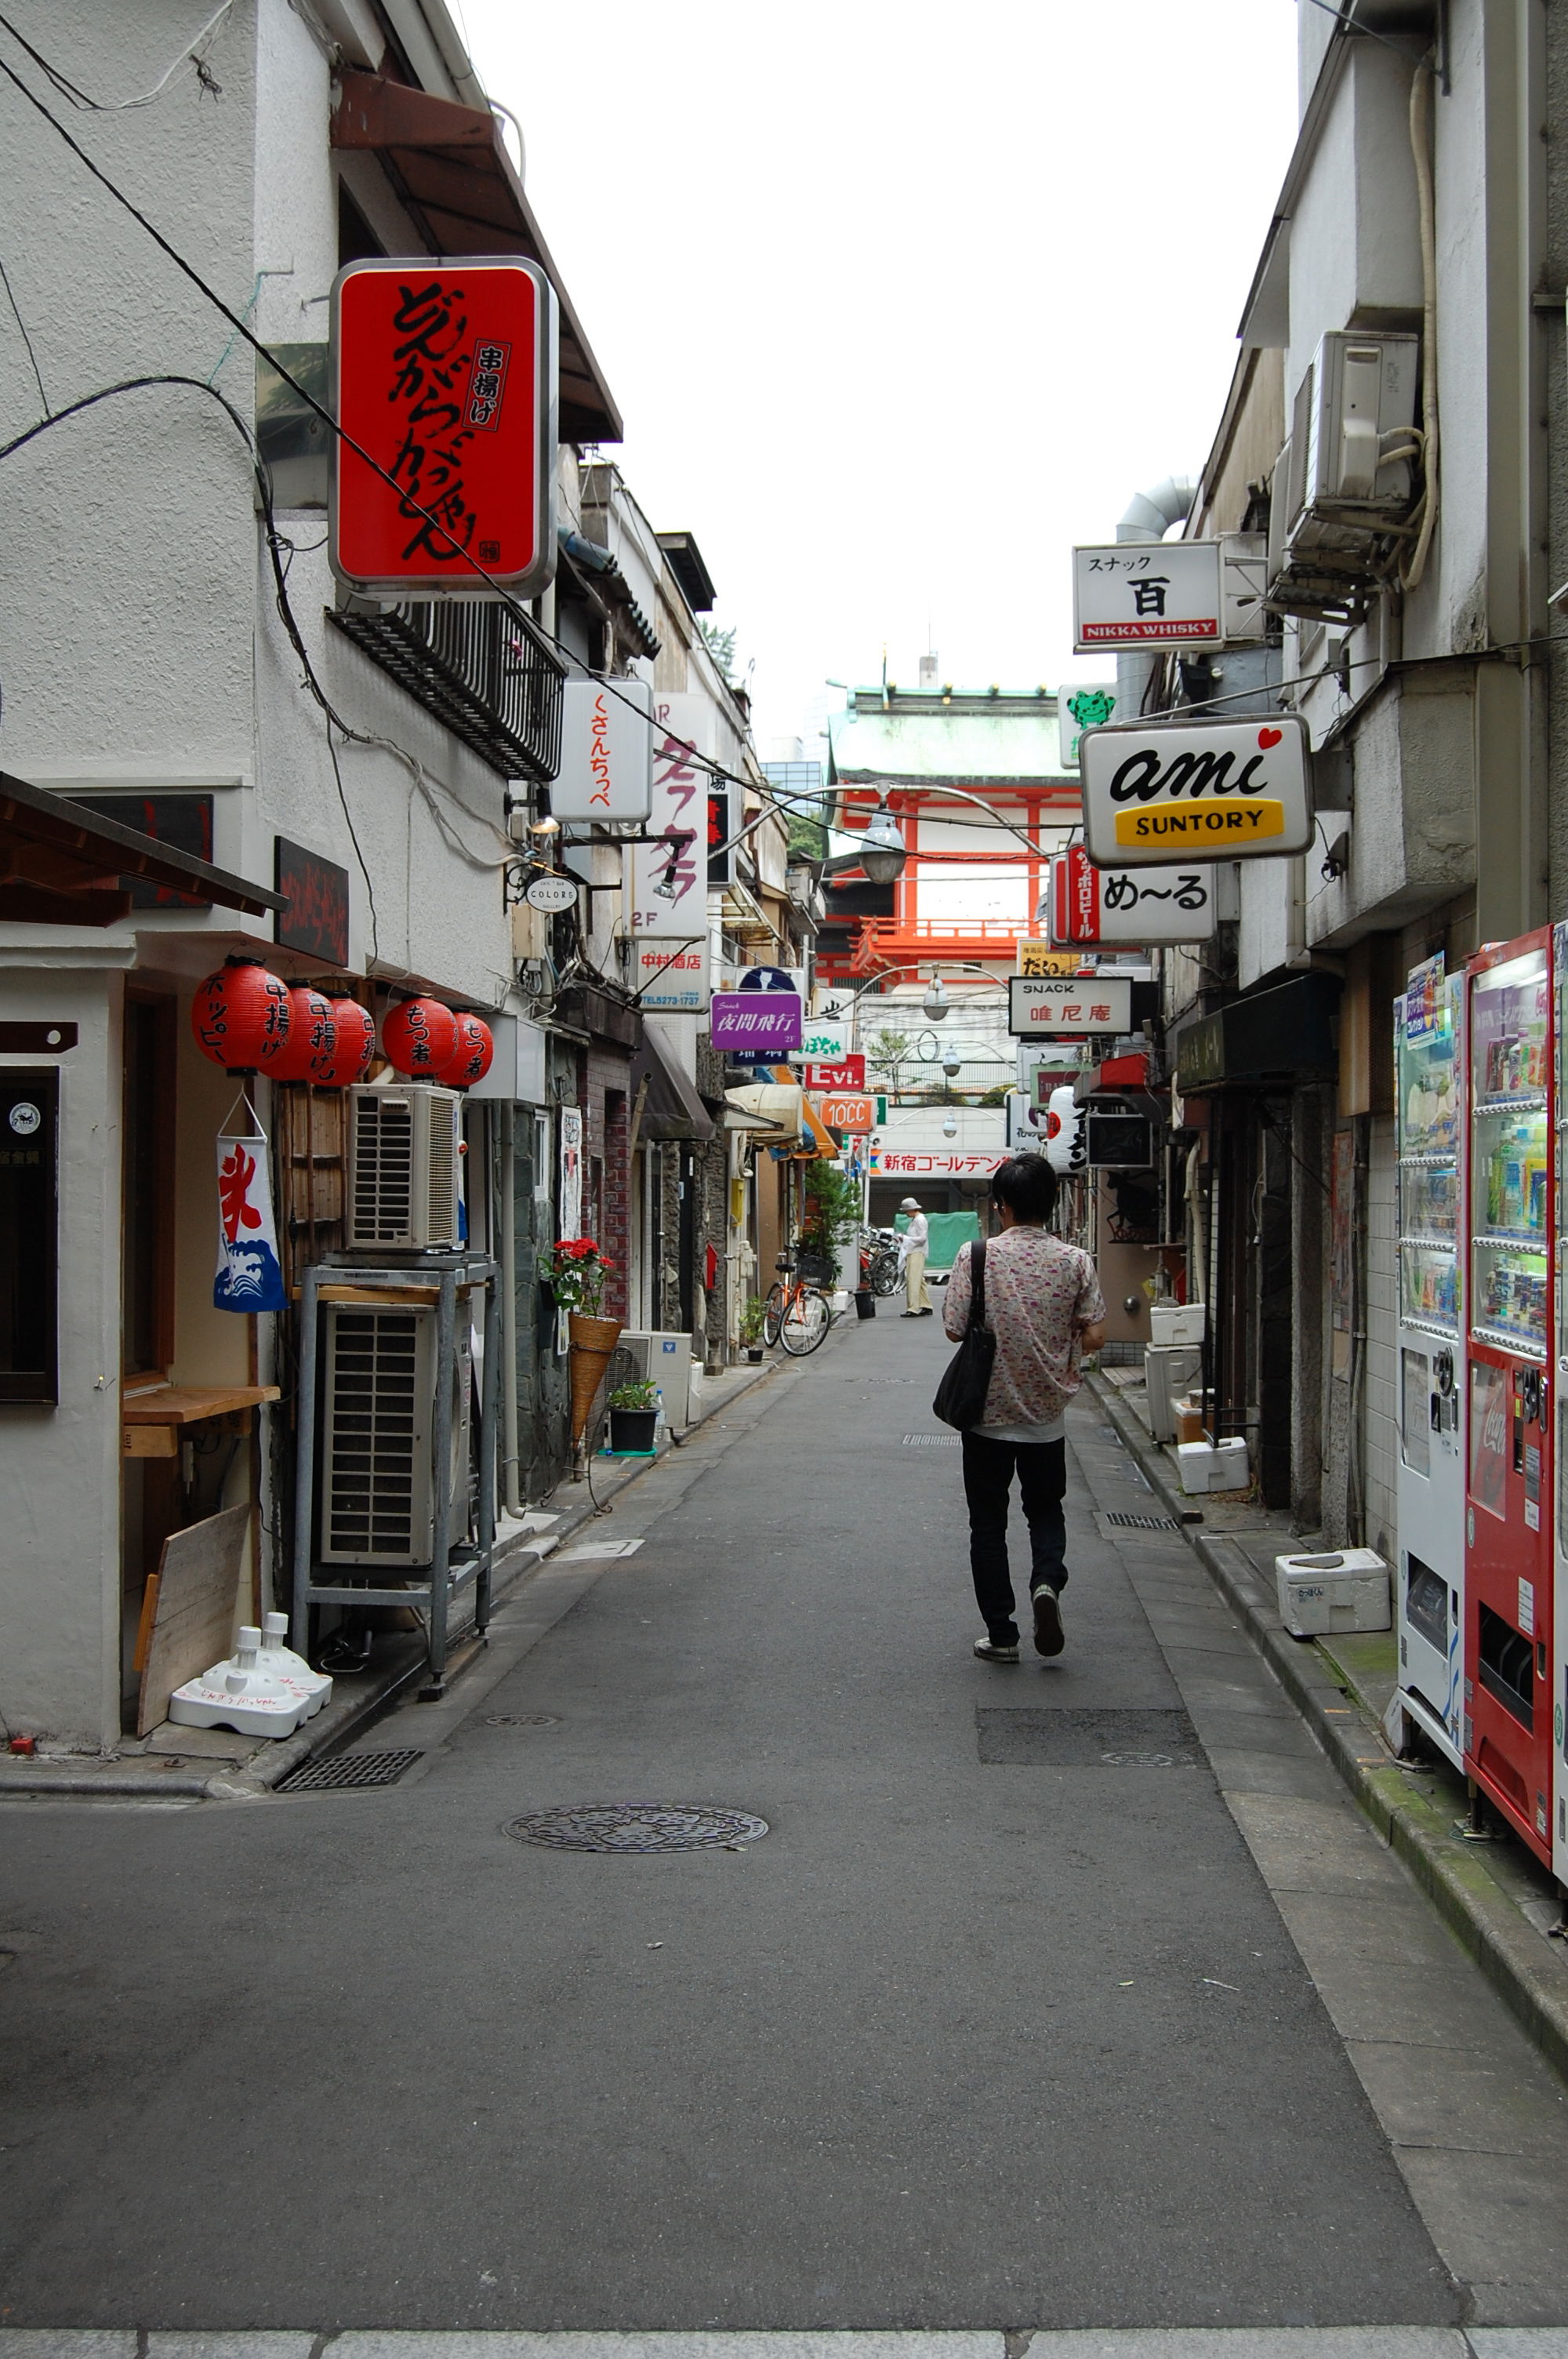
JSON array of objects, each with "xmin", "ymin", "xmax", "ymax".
[{"xmin": 459, "ymin": 0, "xmax": 1301, "ymax": 758}]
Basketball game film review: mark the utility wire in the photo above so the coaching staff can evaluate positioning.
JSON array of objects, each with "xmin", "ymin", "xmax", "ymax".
[
  {"xmin": 0, "ymin": 250, "xmax": 47, "ymax": 413},
  {"xmin": 0, "ymin": 1, "xmax": 238, "ymax": 110}
]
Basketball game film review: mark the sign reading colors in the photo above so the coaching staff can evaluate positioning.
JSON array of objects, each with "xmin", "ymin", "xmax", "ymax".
[
  {"xmin": 330, "ymin": 256, "xmax": 557, "ymax": 600},
  {"xmin": 1078, "ymin": 714, "xmax": 1310, "ymax": 867}
]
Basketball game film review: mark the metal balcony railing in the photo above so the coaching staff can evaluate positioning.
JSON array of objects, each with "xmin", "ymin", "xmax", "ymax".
[{"xmin": 332, "ymin": 598, "xmax": 565, "ymax": 783}]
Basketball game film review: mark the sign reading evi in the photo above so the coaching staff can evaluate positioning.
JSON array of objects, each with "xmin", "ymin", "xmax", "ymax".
[{"xmin": 1078, "ymin": 714, "xmax": 1310, "ymax": 867}]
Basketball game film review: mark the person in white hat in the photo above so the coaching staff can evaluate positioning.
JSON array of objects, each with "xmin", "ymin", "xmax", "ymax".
[{"xmin": 897, "ymin": 1196, "xmax": 932, "ymax": 1316}]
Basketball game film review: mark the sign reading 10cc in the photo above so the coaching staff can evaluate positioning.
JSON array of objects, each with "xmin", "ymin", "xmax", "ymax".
[{"xmin": 1078, "ymin": 714, "xmax": 1311, "ymax": 867}]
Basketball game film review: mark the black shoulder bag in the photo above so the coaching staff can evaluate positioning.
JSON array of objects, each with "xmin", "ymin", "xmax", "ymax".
[{"xmin": 931, "ymin": 1238, "xmax": 996, "ymax": 1430}]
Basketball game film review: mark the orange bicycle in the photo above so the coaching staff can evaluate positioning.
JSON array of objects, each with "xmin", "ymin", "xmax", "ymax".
[{"xmin": 761, "ymin": 1249, "xmax": 835, "ymax": 1355}]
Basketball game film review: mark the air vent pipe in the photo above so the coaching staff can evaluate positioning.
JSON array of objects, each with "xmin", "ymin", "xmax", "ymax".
[{"xmin": 1116, "ymin": 474, "xmax": 1196, "ymax": 725}]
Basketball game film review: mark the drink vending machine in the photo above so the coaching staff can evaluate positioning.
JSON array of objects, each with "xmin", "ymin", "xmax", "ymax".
[
  {"xmin": 1394, "ymin": 956, "xmax": 1465, "ymax": 1765},
  {"xmin": 1464, "ymin": 931, "xmax": 1554, "ymax": 1863},
  {"xmin": 1555, "ymin": 924, "xmax": 1568, "ymax": 1878}
]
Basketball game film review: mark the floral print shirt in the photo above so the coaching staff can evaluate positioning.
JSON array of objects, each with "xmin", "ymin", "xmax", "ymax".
[{"xmin": 942, "ymin": 1226, "xmax": 1106, "ymax": 1432}]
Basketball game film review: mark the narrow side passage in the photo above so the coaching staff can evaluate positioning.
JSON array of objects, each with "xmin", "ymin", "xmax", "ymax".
[{"xmin": 0, "ymin": 1317, "xmax": 1466, "ymax": 2331}]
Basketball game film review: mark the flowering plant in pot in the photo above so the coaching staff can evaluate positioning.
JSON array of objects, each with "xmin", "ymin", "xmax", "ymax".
[
  {"xmin": 543, "ymin": 1238, "xmax": 622, "ymax": 1445},
  {"xmin": 607, "ymin": 1378, "xmax": 659, "ymax": 1455},
  {"xmin": 739, "ymin": 1295, "xmax": 767, "ymax": 1363}
]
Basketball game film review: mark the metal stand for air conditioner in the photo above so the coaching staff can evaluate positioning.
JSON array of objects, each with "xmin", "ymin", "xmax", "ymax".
[{"xmin": 290, "ymin": 1252, "xmax": 500, "ymax": 1694}]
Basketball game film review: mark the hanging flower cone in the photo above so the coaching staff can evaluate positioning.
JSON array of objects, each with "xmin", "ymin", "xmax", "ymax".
[{"xmin": 568, "ymin": 1313, "xmax": 623, "ymax": 1442}]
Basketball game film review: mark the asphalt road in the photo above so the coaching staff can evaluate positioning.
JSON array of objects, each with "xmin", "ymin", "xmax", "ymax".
[{"xmin": 0, "ymin": 1310, "xmax": 1460, "ymax": 2332}]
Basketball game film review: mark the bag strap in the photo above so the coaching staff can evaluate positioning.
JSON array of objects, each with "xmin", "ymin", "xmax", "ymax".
[{"xmin": 969, "ymin": 1235, "xmax": 987, "ymax": 1330}]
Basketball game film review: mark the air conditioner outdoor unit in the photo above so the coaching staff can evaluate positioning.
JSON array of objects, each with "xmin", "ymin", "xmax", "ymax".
[
  {"xmin": 617, "ymin": 1329, "xmax": 694, "ymax": 1428},
  {"xmin": 1267, "ymin": 329, "xmax": 1420, "ymax": 623},
  {"xmin": 318, "ymin": 1300, "xmax": 474, "ymax": 1566},
  {"xmin": 347, "ymin": 1083, "xmax": 461, "ymax": 1249}
]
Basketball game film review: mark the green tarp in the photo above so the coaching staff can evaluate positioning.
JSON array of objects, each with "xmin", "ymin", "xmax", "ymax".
[{"xmin": 895, "ymin": 1209, "xmax": 982, "ymax": 1271}]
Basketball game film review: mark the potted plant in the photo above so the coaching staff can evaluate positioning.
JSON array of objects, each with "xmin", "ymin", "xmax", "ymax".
[
  {"xmin": 542, "ymin": 1237, "xmax": 622, "ymax": 1445},
  {"xmin": 739, "ymin": 1296, "xmax": 767, "ymax": 1363},
  {"xmin": 607, "ymin": 1378, "xmax": 659, "ymax": 1455}
]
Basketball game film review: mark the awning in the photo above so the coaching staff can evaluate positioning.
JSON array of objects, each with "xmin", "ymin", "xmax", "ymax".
[
  {"xmin": 631, "ymin": 1017, "xmax": 714, "ymax": 1143},
  {"xmin": 0, "ymin": 772, "xmax": 286, "ymax": 927},
  {"xmin": 331, "ymin": 73, "xmax": 622, "ymax": 445},
  {"xmin": 1173, "ymin": 972, "xmax": 1341, "ymax": 1094},
  {"xmin": 724, "ymin": 1081, "xmax": 805, "ymax": 1146}
]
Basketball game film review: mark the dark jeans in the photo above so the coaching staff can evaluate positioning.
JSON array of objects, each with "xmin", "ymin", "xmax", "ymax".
[{"xmin": 960, "ymin": 1430, "xmax": 1069, "ymax": 1642}]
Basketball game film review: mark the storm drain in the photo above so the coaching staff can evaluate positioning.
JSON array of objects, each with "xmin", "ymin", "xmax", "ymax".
[
  {"xmin": 277, "ymin": 1748, "xmax": 423, "ymax": 1792},
  {"xmin": 1102, "ymin": 1511, "xmax": 1180, "ymax": 1532},
  {"xmin": 977, "ymin": 1707, "xmax": 1203, "ymax": 1768},
  {"xmin": 506, "ymin": 1803, "xmax": 769, "ymax": 1852},
  {"xmin": 902, "ymin": 1433, "xmax": 961, "ymax": 1447},
  {"xmin": 484, "ymin": 1713, "xmax": 561, "ymax": 1728}
]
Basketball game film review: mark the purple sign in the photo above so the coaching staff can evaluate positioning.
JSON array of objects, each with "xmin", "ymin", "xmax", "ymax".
[{"xmin": 710, "ymin": 990, "xmax": 802, "ymax": 1053}]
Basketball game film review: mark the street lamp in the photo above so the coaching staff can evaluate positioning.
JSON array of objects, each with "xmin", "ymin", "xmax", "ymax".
[
  {"xmin": 942, "ymin": 1050, "xmax": 963, "ymax": 1078},
  {"xmin": 942, "ymin": 1114, "xmax": 959, "ymax": 1140},
  {"xmin": 922, "ymin": 972, "xmax": 950, "ymax": 1022},
  {"xmin": 857, "ymin": 798, "xmax": 908, "ymax": 885}
]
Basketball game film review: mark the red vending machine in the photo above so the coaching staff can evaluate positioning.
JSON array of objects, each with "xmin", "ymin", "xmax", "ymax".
[{"xmin": 1464, "ymin": 930, "xmax": 1555, "ymax": 1861}]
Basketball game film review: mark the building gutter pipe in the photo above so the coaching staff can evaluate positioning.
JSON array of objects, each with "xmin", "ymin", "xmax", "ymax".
[{"xmin": 1115, "ymin": 475, "xmax": 1196, "ymax": 725}]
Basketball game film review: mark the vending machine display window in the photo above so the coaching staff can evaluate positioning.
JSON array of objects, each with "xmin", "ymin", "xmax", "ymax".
[
  {"xmin": 1398, "ymin": 969, "xmax": 1461, "ymax": 1337},
  {"xmin": 1469, "ymin": 947, "xmax": 1550, "ymax": 1359}
]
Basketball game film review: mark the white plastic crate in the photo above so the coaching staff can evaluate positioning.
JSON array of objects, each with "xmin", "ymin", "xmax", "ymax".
[
  {"xmin": 1276, "ymin": 1548, "xmax": 1390, "ymax": 1637},
  {"xmin": 1176, "ymin": 1435, "xmax": 1250, "ymax": 1494},
  {"xmin": 1151, "ymin": 1302, "xmax": 1206, "ymax": 1347}
]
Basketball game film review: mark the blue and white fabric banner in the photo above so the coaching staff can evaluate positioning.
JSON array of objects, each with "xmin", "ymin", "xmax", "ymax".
[{"xmin": 214, "ymin": 1125, "xmax": 285, "ymax": 1313}]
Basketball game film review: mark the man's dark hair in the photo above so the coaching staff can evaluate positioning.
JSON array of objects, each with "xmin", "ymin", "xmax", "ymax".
[{"xmin": 991, "ymin": 1154, "xmax": 1059, "ymax": 1225}]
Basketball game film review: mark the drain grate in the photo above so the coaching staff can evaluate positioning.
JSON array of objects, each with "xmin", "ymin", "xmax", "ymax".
[
  {"xmin": 506, "ymin": 1802, "xmax": 769, "ymax": 1853},
  {"xmin": 484, "ymin": 1713, "xmax": 561, "ymax": 1728},
  {"xmin": 977, "ymin": 1707, "xmax": 1202, "ymax": 1768},
  {"xmin": 278, "ymin": 1748, "xmax": 423, "ymax": 1793},
  {"xmin": 902, "ymin": 1433, "xmax": 961, "ymax": 1447},
  {"xmin": 1103, "ymin": 1510, "xmax": 1179, "ymax": 1531}
]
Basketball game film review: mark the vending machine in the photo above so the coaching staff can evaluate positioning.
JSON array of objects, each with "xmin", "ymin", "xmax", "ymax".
[
  {"xmin": 1554, "ymin": 924, "xmax": 1568, "ymax": 1878},
  {"xmin": 1394, "ymin": 957, "xmax": 1465, "ymax": 1765},
  {"xmin": 1464, "ymin": 930, "xmax": 1554, "ymax": 1863}
]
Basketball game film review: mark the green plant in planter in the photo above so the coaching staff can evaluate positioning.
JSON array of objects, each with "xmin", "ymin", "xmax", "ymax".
[
  {"xmin": 608, "ymin": 1379, "xmax": 659, "ymax": 1412},
  {"xmin": 800, "ymin": 1159, "xmax": 862, "ymax": 1259},
  {"xmin": 739, "ymin": 1296, "xmax": 767, "ymax": 1347}
]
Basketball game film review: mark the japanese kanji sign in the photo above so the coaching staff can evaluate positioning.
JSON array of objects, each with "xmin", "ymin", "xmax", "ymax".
[
  {"xmin": 1079, "ymin": 714, "xmax": 1311, "ymax": 866},
  {"xmin": 710, "ymin": 992, "xmax": 802, "ymax": 1052},
  {"xmin": 1073, "ymin": 542, "xmax": 1222, "ymax": 650},
  {"xmin": 1017, "ymin": 941, "xmax": 1085, "ymax": 977},
  {"xmin": 869, "ymin": 1150, "xmax": 1009, "ymax": 1176},
  {"xmin": 330, "ymin": 257, "xmax": 557, "ymax": 599},
  {"xmin": 1051, "ymin": 845, "xmax": 1218, "ymax": 944},
  {"xmin": 1008, "ymin": 977, "xmax": 1132, "ymax": 1038},
  {"xmin": 631, "ymin": 696, "xmax": 711, "ymax": 936},
  {"xmin": 552, "ymin": 675, "xmax": 652, "ymax": 823},
  {"xmin": 632, "ymin": 941, "xmax": 710, "ymax": 1012},
  {"xmin": 214, "ymin": 1125, "xmax": 285, "ymax": 1313}
]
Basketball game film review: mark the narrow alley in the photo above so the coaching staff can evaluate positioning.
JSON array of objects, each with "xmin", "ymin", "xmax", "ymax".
[{"xmin": 2, "ymin": 1314, "xmax": 1563, "ymax": 2342}]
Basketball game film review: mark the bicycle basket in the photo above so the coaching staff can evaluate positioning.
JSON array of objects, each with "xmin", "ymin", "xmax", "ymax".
[{"xmin": 795, "ymin": 1250, "xmax": 836, "ymax": 1285}]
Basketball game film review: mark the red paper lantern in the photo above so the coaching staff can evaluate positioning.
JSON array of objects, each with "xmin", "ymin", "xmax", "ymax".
[
  {"xmin": 191, "ymin": 958, "xmax": 291, "ymax": 1074},
  {"xmin": 435, "ymin": 1012, "xmax": 495, "ymax": 1090},
  {"xmin": 383, "ymin": 996, "xmax": 459, "ymax": 1076},
  {"xmin": 317, "ymin": 998, "xmax": 376, "ymax": 1089},
  {"xmin": 268, "ymin": 987, "xmax": 339, "ymax": 1084}
]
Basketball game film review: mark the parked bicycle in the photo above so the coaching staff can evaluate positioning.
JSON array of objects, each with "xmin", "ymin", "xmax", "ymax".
[
  {"xmin": 762, "ymin": 1249, "xmax": 836, "ymax": 1355},
  {"xmin": 861, "ymin": 1226, "xmax": 902, "ymax": 1298}
]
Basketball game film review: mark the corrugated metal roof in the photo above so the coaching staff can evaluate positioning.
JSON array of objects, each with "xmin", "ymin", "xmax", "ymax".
[{"xmin": 828, "ymin": 692, "xmax": 1071, "ymax": 787}]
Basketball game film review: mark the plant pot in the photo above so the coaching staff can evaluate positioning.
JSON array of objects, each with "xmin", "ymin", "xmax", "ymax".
[
  {"xmin": 568, "ymin": 1312, "xmax": 623, "ymax": 1442},
  {"xmin": 854, "ymin": 1288, "xmax": 877, "ymax": 1321},
  {"xmin": 608, "ymin": 1406, "xmax": 659, "ymax": 1454},
  {"xmin": 745, "ymin": 1346, "xmax": 764, "ymax": 1364}
]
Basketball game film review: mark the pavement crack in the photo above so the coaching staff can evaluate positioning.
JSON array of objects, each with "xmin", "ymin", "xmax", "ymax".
[{"xmin": 1004, "ymin": 2334, "xmax": 1036, "ymax": 2357}]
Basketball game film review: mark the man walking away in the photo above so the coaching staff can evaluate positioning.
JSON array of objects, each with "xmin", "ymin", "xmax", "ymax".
[
  {"xmin": 898, "ymin": 1195, "xmax": 933, "ymax": 1317},
  {"xmin": 942, "ymin": 1155, "xmax": 1105, "ymax": 1663}
]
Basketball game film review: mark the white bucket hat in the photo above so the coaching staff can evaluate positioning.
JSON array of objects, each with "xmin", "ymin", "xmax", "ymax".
[{"xmin": 899, "ymin": 1196, "xmax": 922, "ymax": 1211}]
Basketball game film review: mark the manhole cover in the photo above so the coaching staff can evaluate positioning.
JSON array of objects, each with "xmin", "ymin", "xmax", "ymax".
[
  {"xmin": 901, "ymin": 1433, "xmax": 960, "ymax": 1447},
  {"xmin": 506, "ymin": 1803, "xmax": 769, "ymax": 1852},
  {"xmin": 976, "ymin": 1708, "xmax": 1202, "ymax": 1768},
  {"xmin": 278, "ymin": 1749, "xmax": 423, "ymax": 1792},
  {"xmin": 1103, "ymin": 1511, "xmax": 1179, "ymax": 1531},
  {"xmin": 484, "ymin": 1712, "xmax": 561, "ymax": 1728}
]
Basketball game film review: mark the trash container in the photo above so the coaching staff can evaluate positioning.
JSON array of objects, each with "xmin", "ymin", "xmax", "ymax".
[{"xmin": 855, "ymin": 1288, "xmax": 877, "ymax": 1320}]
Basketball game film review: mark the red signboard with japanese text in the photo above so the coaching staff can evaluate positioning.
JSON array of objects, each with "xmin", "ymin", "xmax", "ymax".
[{"xmin": 330, "ymin": 257, "xmax": 557, "ymax": 599}]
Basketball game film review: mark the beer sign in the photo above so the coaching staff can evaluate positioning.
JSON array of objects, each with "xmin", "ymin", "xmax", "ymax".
[
  {"xmin": 1073, "ymin": 543, "xmax": 1221, "ymax": 651},
  {"xmin": 1079, "ymin": 714, "xmax": 1311, "ymax": 867},
  {"xmin": 1051, "ymin": 845, "xmax": 1217, "ymax": 944}
]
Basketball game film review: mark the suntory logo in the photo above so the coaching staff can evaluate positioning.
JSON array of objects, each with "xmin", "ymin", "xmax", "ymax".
[{"xmin": 1080, "ymin": 716, "xmax": 1309, "ymax": 867}]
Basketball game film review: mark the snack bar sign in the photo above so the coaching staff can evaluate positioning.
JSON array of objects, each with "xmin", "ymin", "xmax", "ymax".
[
  {"xmin": 331, "ymin": 257, "xmax": 557, "ymax": 600},
  {"xmin": 1073, "ymin": 542, "xmax": 1221, "ymax": 651},
  {"xmin": 1051, "ymin": 845, "xmax": 1217, "ymax": 945},
  {"xmin": 1079, "ymin": 714, "xmax": 1311, "ymax": 867},
  {"xmin": 1008, "ymin": 977, "xmax": 1132, "ymax": 1038}
]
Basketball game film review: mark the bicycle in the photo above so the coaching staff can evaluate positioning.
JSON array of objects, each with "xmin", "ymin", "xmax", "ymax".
[
  {"xmin": 862, "ymin": 1227, "xmax": 902, "ymax": 1298},
  {"xmin": 762, "ymin": 1250, "xmax": 836, "ymax": 1356}
]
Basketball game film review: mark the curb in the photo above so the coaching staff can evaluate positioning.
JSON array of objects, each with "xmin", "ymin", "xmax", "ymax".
[
  {"xmin": 1088, "ymin": 1369, "xmax": 1568, "ymax": 2085},
  {"xmin": 0, "ymin": 1354, "xmax": 786, "ymax": 1806}
]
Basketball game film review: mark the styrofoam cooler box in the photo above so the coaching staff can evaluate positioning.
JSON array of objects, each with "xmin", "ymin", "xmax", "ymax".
[
  {"xmin": 1275, "ymin": 1548, "xmax": 1389, "ymax": 1637},
  {"xmin": 1146, "ymin": 1343, "xmax": 1203, "ymax": 1443},
  {"xmin": 1175, "ymin": 1436, "xmax": 1249, "ymax": 1493},
  {"xmin": 1150, "ymin": 1302, "xmax": 1206, "ymax": 1347}
]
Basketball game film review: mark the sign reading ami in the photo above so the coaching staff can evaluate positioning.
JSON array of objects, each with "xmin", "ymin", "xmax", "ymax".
[{"xmin": 1078, "ymin": 714, "xmax": 1311, "ymax": 867}]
